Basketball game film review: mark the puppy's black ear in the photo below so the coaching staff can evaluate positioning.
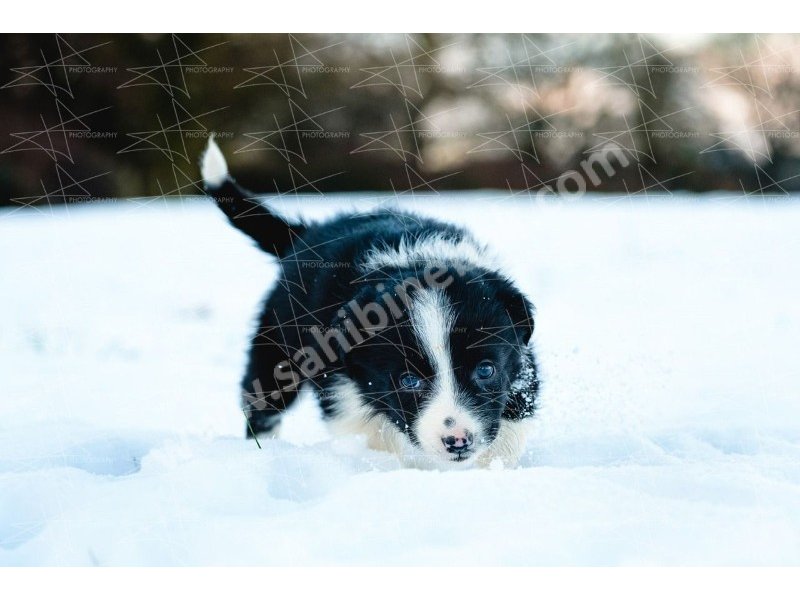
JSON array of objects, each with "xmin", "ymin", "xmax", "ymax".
[
  {"xmin": 506, "ymin": 343, "xmax": 539, "ymax": 420},
  {"xmin": 502, "ymin": 286, "xmax": 535, "ymax": 346}
]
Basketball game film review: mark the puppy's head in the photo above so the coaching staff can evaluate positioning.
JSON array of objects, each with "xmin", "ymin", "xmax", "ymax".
[{"xmin": 331, "ymin": 265, "xmax": 535, "ymax": 467}]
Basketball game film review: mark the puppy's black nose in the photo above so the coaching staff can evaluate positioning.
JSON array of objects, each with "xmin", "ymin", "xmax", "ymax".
[{"xmin": 442, "ymin": 430, "xmax": 474, "ymax": 454}]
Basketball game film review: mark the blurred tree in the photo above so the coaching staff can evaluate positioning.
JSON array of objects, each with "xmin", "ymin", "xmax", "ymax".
[{"xmin": 2, "ymin": 33, "xmax": 800, "ymax": 207}]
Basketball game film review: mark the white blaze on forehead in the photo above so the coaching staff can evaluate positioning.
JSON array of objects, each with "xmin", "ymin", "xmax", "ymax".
[
  {"xmin": 410, "ymin": 288, "xmax": 456, "ymax": 400},
  {"xmin": 409, "ymin": 289, "xmax": 483, "ymax": 459}
]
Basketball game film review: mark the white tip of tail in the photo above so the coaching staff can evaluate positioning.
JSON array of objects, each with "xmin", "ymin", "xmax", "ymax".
[{"xmin": 201, "ymin": 135, "xmax": 228, "ymax": 188}]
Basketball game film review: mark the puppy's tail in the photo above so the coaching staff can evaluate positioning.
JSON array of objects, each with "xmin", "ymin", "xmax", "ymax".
[{"xmin": 200, "ymin": 136, "xmax": 304, "ymax": 257}]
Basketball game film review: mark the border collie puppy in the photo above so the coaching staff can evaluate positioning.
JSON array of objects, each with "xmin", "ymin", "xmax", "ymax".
[{"xmin": 201, "ymin": 138, "xmax": 539, "ymax": 468}]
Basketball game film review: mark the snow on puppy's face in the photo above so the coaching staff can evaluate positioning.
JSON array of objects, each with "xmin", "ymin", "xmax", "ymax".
[{"xmin": 333, "ymin": 271, "xmax": 535, "ymax": 467}]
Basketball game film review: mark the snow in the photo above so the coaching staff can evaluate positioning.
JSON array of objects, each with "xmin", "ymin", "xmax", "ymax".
[{"xmin": 1, "ymin": 194, "xmax": 799, "ymax": 566}]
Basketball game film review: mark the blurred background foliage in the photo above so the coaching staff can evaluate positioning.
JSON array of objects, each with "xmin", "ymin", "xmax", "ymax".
[{"xmin": 2, "ymin": 33, "xmax": 800, "ymax": 206}]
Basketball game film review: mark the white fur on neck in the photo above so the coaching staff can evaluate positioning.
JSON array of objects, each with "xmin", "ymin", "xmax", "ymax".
[{"xmin": 326, "ymin": 377, "xmax": 410, "ymax": 458}]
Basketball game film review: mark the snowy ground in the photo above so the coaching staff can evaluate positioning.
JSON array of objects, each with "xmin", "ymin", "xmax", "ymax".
[{"xmin": 1, "ymin": 193, "xmax": 799, "ymax": 566}]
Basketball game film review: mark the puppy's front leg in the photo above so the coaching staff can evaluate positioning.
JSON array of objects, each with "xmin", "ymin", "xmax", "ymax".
[{"xmin": 476, "ymin": 419, "xmax": 532, "ymax": 468}]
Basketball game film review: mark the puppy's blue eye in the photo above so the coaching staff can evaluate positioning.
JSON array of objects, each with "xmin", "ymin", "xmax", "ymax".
[
  {"xmin": 399, "ymin": 372, "xmax": 422, "ymax": 390},
  {"xmin": 476, "ymin": 361, "xmax": 496, "ymax": 380}
]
